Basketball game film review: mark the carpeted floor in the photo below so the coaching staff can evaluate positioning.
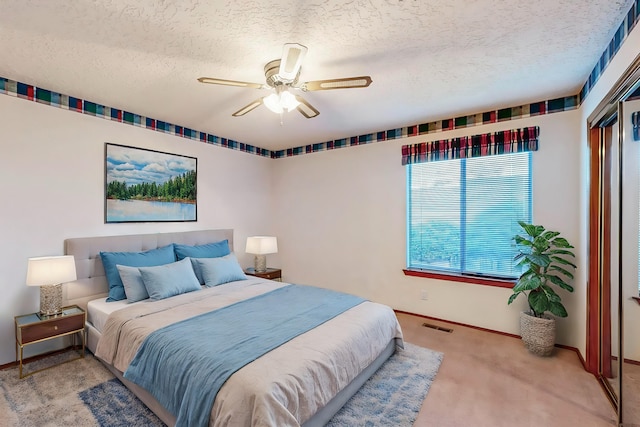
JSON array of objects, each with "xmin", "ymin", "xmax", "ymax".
[{"xmin": 0, "ymin": 342, "xmax": 442, "ymax": 427}]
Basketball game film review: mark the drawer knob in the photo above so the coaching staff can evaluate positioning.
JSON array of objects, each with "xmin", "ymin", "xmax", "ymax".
[{"xmin": 54, "ymin": 326, "xmax": 58, "ymax": 330}]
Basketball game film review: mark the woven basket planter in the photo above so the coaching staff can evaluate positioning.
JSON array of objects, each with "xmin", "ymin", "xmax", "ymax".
[{"xmin": 520, "ymin": 311, "xmax": 556, "ymax": 357}]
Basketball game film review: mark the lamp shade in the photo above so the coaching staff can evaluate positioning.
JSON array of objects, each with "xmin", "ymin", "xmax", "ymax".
[
  {"xmin": 26, "ymin": 255, "xmax": 77, "ymax": 286},
  {"xmin": 245, "ymin": 236, "xmax": 278, "ymax": 255}
]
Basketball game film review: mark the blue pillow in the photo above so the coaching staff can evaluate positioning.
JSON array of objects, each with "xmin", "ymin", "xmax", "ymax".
[
  {"xmin": 173, "ymin": 240, "xmax": 230, "ymax": 259},
  {"xmin": 100, "ymin": 244, "xmax": 175, "ymax": 302},
  {"xmin": 116, "ymin": 265, "xmax": 149, "ymax": 303},
  {"xmin": 194, "ymin": 254, "xmax": 247, "ymax": 287},
  {"xmin": 138, "ymin": 258, "xmax": 201, "ymax": 301},
  {"xmin": 174, "ymin": 240, "xmax": 231, "ymax": 284}
]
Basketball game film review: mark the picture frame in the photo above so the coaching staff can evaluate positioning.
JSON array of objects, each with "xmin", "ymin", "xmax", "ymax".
[{"xmin": 105, "ymin": 143, "xmax": 197, "ymax": 223}]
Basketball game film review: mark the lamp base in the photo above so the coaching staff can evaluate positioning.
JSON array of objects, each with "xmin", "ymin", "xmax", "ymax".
[
  {"xmin": 39, "ymin": 284, "xmax": 63, "ymax": 316},
  {"xmin": 254, "ymin": 255, "xmax": 267, "ymax": 273}
]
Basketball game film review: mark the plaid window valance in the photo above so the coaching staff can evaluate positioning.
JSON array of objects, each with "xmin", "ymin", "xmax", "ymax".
[
  {"xmin": 401, "ymin": 126, "xmax": 539, "ymax": 165},
  {"xmin": 633, "ymin": 112, "xmax": 639, "ymax": 142}
]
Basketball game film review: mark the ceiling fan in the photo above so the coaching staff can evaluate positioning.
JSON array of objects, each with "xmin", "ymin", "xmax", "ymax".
[{"xmin": 197, "ymin": 43, "xmax": 372, "ymax": 119}]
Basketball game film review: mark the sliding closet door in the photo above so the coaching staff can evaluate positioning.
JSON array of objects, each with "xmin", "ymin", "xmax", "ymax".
[{"xmin": 621, "ymin": 95, "xmax": 640, "ymax": 426}]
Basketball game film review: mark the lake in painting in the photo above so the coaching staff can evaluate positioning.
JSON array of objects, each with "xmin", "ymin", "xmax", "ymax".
[{"xmin": 107, "ymin": 199, "xmax": 196, "ymax": 222}]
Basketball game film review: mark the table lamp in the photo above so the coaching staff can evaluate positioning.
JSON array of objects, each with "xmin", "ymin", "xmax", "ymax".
[
  {"xmin": 26, "ymin": 255, "xmax": 77, "ymax": 317},
  {"xmin": 245, "ymin": 236, "xmax": 278, "ymax": 273}
]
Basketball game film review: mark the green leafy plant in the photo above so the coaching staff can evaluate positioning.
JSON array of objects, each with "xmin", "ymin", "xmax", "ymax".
[{"xmin": 508, "ymin": 222, "xmax": 577, "ymax": 318}]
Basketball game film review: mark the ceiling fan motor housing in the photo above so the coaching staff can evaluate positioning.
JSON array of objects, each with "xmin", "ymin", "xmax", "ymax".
[{"xmin": 264, "ymin": 59, "xmax": 300, "ymax": 87}]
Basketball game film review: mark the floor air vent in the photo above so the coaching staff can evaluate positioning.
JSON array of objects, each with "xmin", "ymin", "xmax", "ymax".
[{"xmin": 422, "ymin": 322, "xmax": 453, "ymax": 333}]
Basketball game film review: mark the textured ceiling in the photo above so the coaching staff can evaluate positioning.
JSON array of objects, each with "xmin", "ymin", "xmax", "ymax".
[{"xmin": 0, "ymin": 0, "xmax": 634, "ymax": 151}]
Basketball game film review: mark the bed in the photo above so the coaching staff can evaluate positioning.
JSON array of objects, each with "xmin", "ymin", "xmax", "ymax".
[{"xmin": 63, "ymin": 229, "xmax": 403, "ymax": 427}]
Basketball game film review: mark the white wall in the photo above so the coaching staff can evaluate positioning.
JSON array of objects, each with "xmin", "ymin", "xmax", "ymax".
[
  {"xmin": 272, "ymin": 110, "xmax": 583, "ymax": 348},
  {"xmin": 0, "ymin": 94, "xmax": 274, "ymax": 365}
]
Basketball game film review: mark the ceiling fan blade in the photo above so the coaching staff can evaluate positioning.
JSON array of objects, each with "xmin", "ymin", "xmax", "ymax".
[
  {"xmin": 232, "ymin": 98, "xmax": 264, "ymax": 117},
  {"xmin": 197, "ymin": 77, "xmax": 263, "ymax": 89},
  {"xmin": 295, "ymin": 96, "xmax": 320, "ymax": 118},
  {"xmin": 302, "ymin": 76, "xmax": 372, "ymax": 91},
  {"xmin": 279, "ymin": 43, "xmax": 307, "ymax": 81}
]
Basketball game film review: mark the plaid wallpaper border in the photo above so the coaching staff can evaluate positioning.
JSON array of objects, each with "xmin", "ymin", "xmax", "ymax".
[
  {"xmin": 580, "ymin": 0, "xmax": 640, "ymax": 102},
  {"xmin": 271, "ymin": 97, "xmax": 576, "ymax": 159},
  {"xmin": 0, "ymin": 75, "xmax": 576, "ymax": 160},
  {"xmin": 0, "ymin": 78, "xmax": 270, "ymax": 158},
  {"xmin": 0, "ymin": 0, "xmax": 638, "ymax": 160}
]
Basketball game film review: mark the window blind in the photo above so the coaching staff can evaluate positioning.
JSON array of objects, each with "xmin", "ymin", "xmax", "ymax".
[{"xmin": 407, "ymin": 152, "xmax": 532, "ymax": 279}]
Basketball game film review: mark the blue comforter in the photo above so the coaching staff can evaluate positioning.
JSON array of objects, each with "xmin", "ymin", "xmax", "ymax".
[{"xmin": 123, "ymin": 284, "xmax": 365, "ymax": 427}]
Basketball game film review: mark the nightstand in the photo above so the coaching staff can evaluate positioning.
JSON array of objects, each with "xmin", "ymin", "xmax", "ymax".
[
  {"xmin": 14, "ymin": 305, "xmax": 86, "ymax": 379},
  {"xmin": 245, "ymin": 267, "xmax": 282, "ymax": 281}
]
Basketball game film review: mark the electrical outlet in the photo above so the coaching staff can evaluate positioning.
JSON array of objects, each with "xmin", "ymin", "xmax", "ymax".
[{"xmin": 420, "ymin": 289, "xmax": 428, "ymax": 300}]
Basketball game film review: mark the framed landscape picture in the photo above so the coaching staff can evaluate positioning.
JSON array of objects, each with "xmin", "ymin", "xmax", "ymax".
[{"xmin": 105, "ymin": 143, "xmax": 197, "ymax": 223}]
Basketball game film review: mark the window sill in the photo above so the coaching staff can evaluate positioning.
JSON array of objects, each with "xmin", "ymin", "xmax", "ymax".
[{"xmin": 402, "ymin": 268, "xmax": 515, "ymax": 288}]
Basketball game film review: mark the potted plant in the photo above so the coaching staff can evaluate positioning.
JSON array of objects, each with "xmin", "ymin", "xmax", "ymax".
[{"xmin": 508, "ymin": 221, "xmax": 577, "ymax": 356}]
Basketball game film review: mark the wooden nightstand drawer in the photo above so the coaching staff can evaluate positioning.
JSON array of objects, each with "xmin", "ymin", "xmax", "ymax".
[
  {"xmin": 20, "ymin": 314, "xmax": 84, "ymax": 344},
  {"xmin": 245, "ymin": 268, "xmax": 282, "ymax": 281},
  {"xmin": 261, "ymin": 270, "xmax": 280, "ymax": 280}
]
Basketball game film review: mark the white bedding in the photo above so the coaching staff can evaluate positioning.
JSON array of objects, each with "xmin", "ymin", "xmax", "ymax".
[
  {"xmin": 87, "ymin": 298, "xmax": 133, "ymax": 333},
  {"xmin": 94, "ymin": 278, "xmax": 403, "ymax": 427}
]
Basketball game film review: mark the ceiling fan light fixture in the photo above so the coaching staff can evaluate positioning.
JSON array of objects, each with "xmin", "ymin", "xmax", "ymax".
[
  {"xmin": 264, "ymin": 93, "xmax": 283, "ymax": 113},
  {"xmin": 280, "ymin": 90, "xmax": 300, "ymax": 111},
  {"xmin": 264, "ymin": 87, "xmax": 300, "ymax": 114}
]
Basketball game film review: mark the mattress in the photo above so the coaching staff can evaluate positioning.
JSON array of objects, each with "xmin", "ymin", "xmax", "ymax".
[{"xmin": 87, "ymin": 297, "xmax": 133, "ymax": 333}]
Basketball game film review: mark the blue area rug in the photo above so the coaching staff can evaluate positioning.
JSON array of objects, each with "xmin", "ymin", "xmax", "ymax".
[
  {"xmin": 327, "ymin": 342, "xmax": 443, "ymax": 426},
  {"xmin": 0, "ymin": 342, "xmax": 442, "ymax": 426},
  {"xmin": 80, "ymin": 342, "xmax": 442, "ymax": 427},
  {"xmin": 79, "ymin": 378, "xmax": 163, "ymax": 427}
]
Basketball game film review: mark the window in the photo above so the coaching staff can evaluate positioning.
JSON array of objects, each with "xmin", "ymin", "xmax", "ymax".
[{"xmin": 407, "ymin": 152, "xmax": 532, "ymax": 280}]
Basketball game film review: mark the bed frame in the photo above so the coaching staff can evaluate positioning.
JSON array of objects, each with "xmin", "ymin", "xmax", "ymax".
[{"xmin": 63, "ymin": 229, "xmax": 396, "ymax": 427}]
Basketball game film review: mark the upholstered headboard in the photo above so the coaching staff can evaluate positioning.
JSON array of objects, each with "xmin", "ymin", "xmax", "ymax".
[{"xmin": 63, "ymin": 229, "xmax": 234, "ymax": 310}]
